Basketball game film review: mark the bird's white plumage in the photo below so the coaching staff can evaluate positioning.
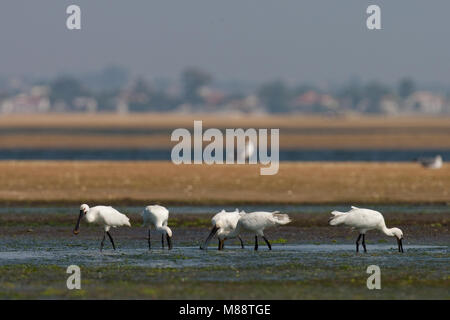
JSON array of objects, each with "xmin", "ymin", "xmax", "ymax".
[
  {"xmin": 230, "ymin": 211, "xmax": 291, "ymax": 237},
  {"xmin": 329, "ymin": 206, "xmax": 403, "ymax": 239},
  {"xmin": 74, "ymin": 204, "xmax": 131, "ymax": 251},
  {"xmin": 211, "ymin": 209, "xmax": 243, "ymax": 239},
  {"xmin": 142, "ymin": 205, "xmax": 172, "ymax": 237},
  {"xmin": 83, "ymin": 205, "xmax": 131, "ymax": 231}
]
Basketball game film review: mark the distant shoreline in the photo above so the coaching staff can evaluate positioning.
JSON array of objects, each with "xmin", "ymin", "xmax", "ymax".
[
  {"xmin": 1, "ymin": 114, "xmax": 450, "ymax": 149},
  {"xmin": 0, "ymin": 161, "xmax": 449, "ymax": 206}
]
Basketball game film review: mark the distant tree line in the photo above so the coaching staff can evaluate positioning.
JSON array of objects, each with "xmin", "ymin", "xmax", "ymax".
[{"xmin": 1, "ymin": 65, "xmax": 449, "ymax": 114}]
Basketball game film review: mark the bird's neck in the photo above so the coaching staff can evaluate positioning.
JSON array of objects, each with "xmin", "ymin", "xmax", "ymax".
[
  {"xmin": 85, "ymin": 211, "xmax": 95, "ymax": 223},
  {"xmin": 156, "ymin": 225, "xmax": 170, "ymax": 234},
  {"xmin": 379, "ymin": 222, "xmax": 394, "ymax": 237}
]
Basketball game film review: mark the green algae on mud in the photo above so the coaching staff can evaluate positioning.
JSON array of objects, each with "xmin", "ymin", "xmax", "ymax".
[
  {"xmin": 0, "ymin": 241, "xmax": 448, "ymax": 299},
  {"xmin": 0, "ymin": 256, "xmax": 448, "ymax": 299}
]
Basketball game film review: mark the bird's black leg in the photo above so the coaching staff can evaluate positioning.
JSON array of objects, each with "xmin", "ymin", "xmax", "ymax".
[
  {"xmin": 161, "ymin": 234, "xmax": 164, "ymax": 249},
  {"xmin": 106, "ymin": 231, "xmax": 116, "ymax": 250},
  {"xmin": 238, "ymin": 236, "xmax": 245, "ymax": 249},
  {"xmin": 218, "ymin": 239, "xmax": 221, "ymax": 250},
  {"xmin": 362, "ymin": 234, "xmax": 367, "ymax": 253},
  {"xmin": 262, "ymin": 236, "xmax": 272, "ymax": 250},
  {"xmin": 356, "ymin": 234, "xmax": 362, "ymax": 253},
  {"xmin": 397, "ymin": 238, "xmax": 404, "ymax": 253},
  {"xmin": 147, "ymin": 229, "xmax": 151, "ymax": 250},
  {"xmin": 254, "ymin": 236, "xmax": 258, "ymax": 251},
  {"xmin": 100, "ymin": 232, "xmax": 106, "ymax": 252},
  {"xmin": 166, "ymin": 233, "xmax": 173, "ymax": 250}
]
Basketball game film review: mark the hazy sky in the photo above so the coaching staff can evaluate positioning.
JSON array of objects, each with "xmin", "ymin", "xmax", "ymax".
[{"xmin": 1, "ymin": 1, "xmax": 449, "ymax": 85}]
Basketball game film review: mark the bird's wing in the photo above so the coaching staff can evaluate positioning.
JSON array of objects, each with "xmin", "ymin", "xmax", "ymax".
[
  {"xmin": 148, "ymin": 205, "xmax": 169, "ymax": 219},
  {"xmin": 101, "ymin": 207, "xmax": 130, "ymax": 227}
]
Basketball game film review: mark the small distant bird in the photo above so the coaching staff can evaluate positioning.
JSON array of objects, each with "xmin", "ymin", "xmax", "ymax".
[
  {"xmin": 329, "ymin": 206, "xmax": 404, "ymax": 253},
  {"xmin": 228, "ymin": 140, "xmax": 256, "ymax": 163},
  {"xmin": 73, "ymin": 204, "xmax": 131, "ymax": 251},
  {"xmin": 225, "ymin": 211, "xmax": 291, "ymax": 250},
  {"xmin": 417, "ymin": 155, "xmax": 443, "ymax": 169},
  {"xmin": 200, "ymin": 209, "xmax": 245, "ymax": 250},
  {"xmin": 141, "ymin": 205, "xmax": 173, "ymax": 250},
  {"xmin": 239, "ymin": 140, "xmax": 256, "ymax": 161}
]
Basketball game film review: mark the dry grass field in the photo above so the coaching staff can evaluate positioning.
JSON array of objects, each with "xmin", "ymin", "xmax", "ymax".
[
  {"xmin": 0, "ymin": 161, "xmax": 449, "ymax": 205},
  {"xmin": 1, "ymin": 114, "xmax": 450, "ymax": 149},
  {"xmin": 2, "ymin": 113, "xmax": 450, "ymax": 129}
]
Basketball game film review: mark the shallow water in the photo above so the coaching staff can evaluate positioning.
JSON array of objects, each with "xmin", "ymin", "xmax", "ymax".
[
  {"xmin": 0, "ymin": 237, "xmax": 447, "ymax": 272},
  {"xmin": 1, "ymin": 204, "xmax": 449, "ymax": 216},
  {"xmin": 1, "ymin": 148, "xmax": 449, "ymax": 162}
]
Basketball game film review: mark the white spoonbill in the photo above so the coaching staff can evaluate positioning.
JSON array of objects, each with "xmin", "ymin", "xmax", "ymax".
[
  {"xmin": 225, "ymin": 211, "xmax": 291, "ymax": 250},
  {"xmin": 329, "ymin": 206, "xmax": 404, "ymax": 253},
  {"xmin": 142, "ymin": 205, "xmax": 173, "ymax": 250},
  {"xmin": 200, "ymin": 209, "xmax": 245, "ymax": 250},
  {"xmin": 73, "ymin": 204, "xmax": 131, "ymax": 251}
]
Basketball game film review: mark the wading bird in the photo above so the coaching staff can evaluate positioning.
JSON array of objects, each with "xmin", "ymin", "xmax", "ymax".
[
  {"xmin": 142, "ymin": 205, "xmax": 173, "ymax": 250},
  {"xmin": 73, "ymin": 204, "xmax": 131, "ymax": 251},
  {"xmin": 224, "ymin": 211, "xmax": 291, "ymax": 251},
  {"xmin": 200, "ymin": 209, "xmax": 245, "ymax": 250},
  {"xmin": 329, "ymin": 206, "xmax": 404, "ymax": 253},
  {"xmin": 417, "ymin": 155, "xmax": 443, "ymax": 169}
]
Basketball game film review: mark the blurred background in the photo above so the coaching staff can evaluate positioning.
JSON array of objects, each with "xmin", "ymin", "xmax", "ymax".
[{"xmin": 0, "ymin": 1, "xmax": 450, "ymax": 161}]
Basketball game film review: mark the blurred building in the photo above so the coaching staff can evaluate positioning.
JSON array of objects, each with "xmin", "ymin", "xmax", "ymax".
[
  {"xmin": 403, "ymin": 91, "xmax": 448, "ymax": 114},
  {"xmin": 0, "ymin": 86, "xmax": 50, "ymax": 113}
]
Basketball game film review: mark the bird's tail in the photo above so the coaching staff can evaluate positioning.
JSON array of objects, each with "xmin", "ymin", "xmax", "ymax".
[
  {"xmin": 271, "ymin": 213, "xmax": 291, "ymax": 225},
  {"xmin": 329, "ymin": 210, "xmax": 347, "ymax": 226}
]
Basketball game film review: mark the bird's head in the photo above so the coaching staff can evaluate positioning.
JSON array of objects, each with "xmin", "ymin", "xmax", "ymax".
[
  {"xmin": 80, "ymin": 204, "xmax": 89, "ymax": 214},
  {"xmin": 165, "ymin": 226, "xmax": 173, "ymax": 238},
  {"xmin": 391, "ymin": 227, "xmax": 403, "ymax": 240},
  {"xmin": 165, "ymin": 227, "xmax": 173, "ymax": 250},
  {"xmin": 391, "ymin": 227, "xmax": 404, "ymax": 253},
  {"xmin": 200, "ymin": 224, "xmax": 219, "ymax": 250},
  {"xmin": 73, "ymin": 204, "xmax": 89, "ymax": 235}
]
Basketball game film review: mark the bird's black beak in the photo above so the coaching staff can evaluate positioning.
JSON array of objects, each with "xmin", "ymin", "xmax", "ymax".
[
  {"xmin": 73, "ymin": 210, "xmax": 83, "ymax": 235},
  {"xmin": 397, "ymin": 237, "xmax": 404, "ymax": 253},
  {"xmin": 167, "ymin": 234, "xmax": 173, "ymax": 250},
  {"xmin": 200, "ymin": 225, "xmax": 219, "ymax": 250}
]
